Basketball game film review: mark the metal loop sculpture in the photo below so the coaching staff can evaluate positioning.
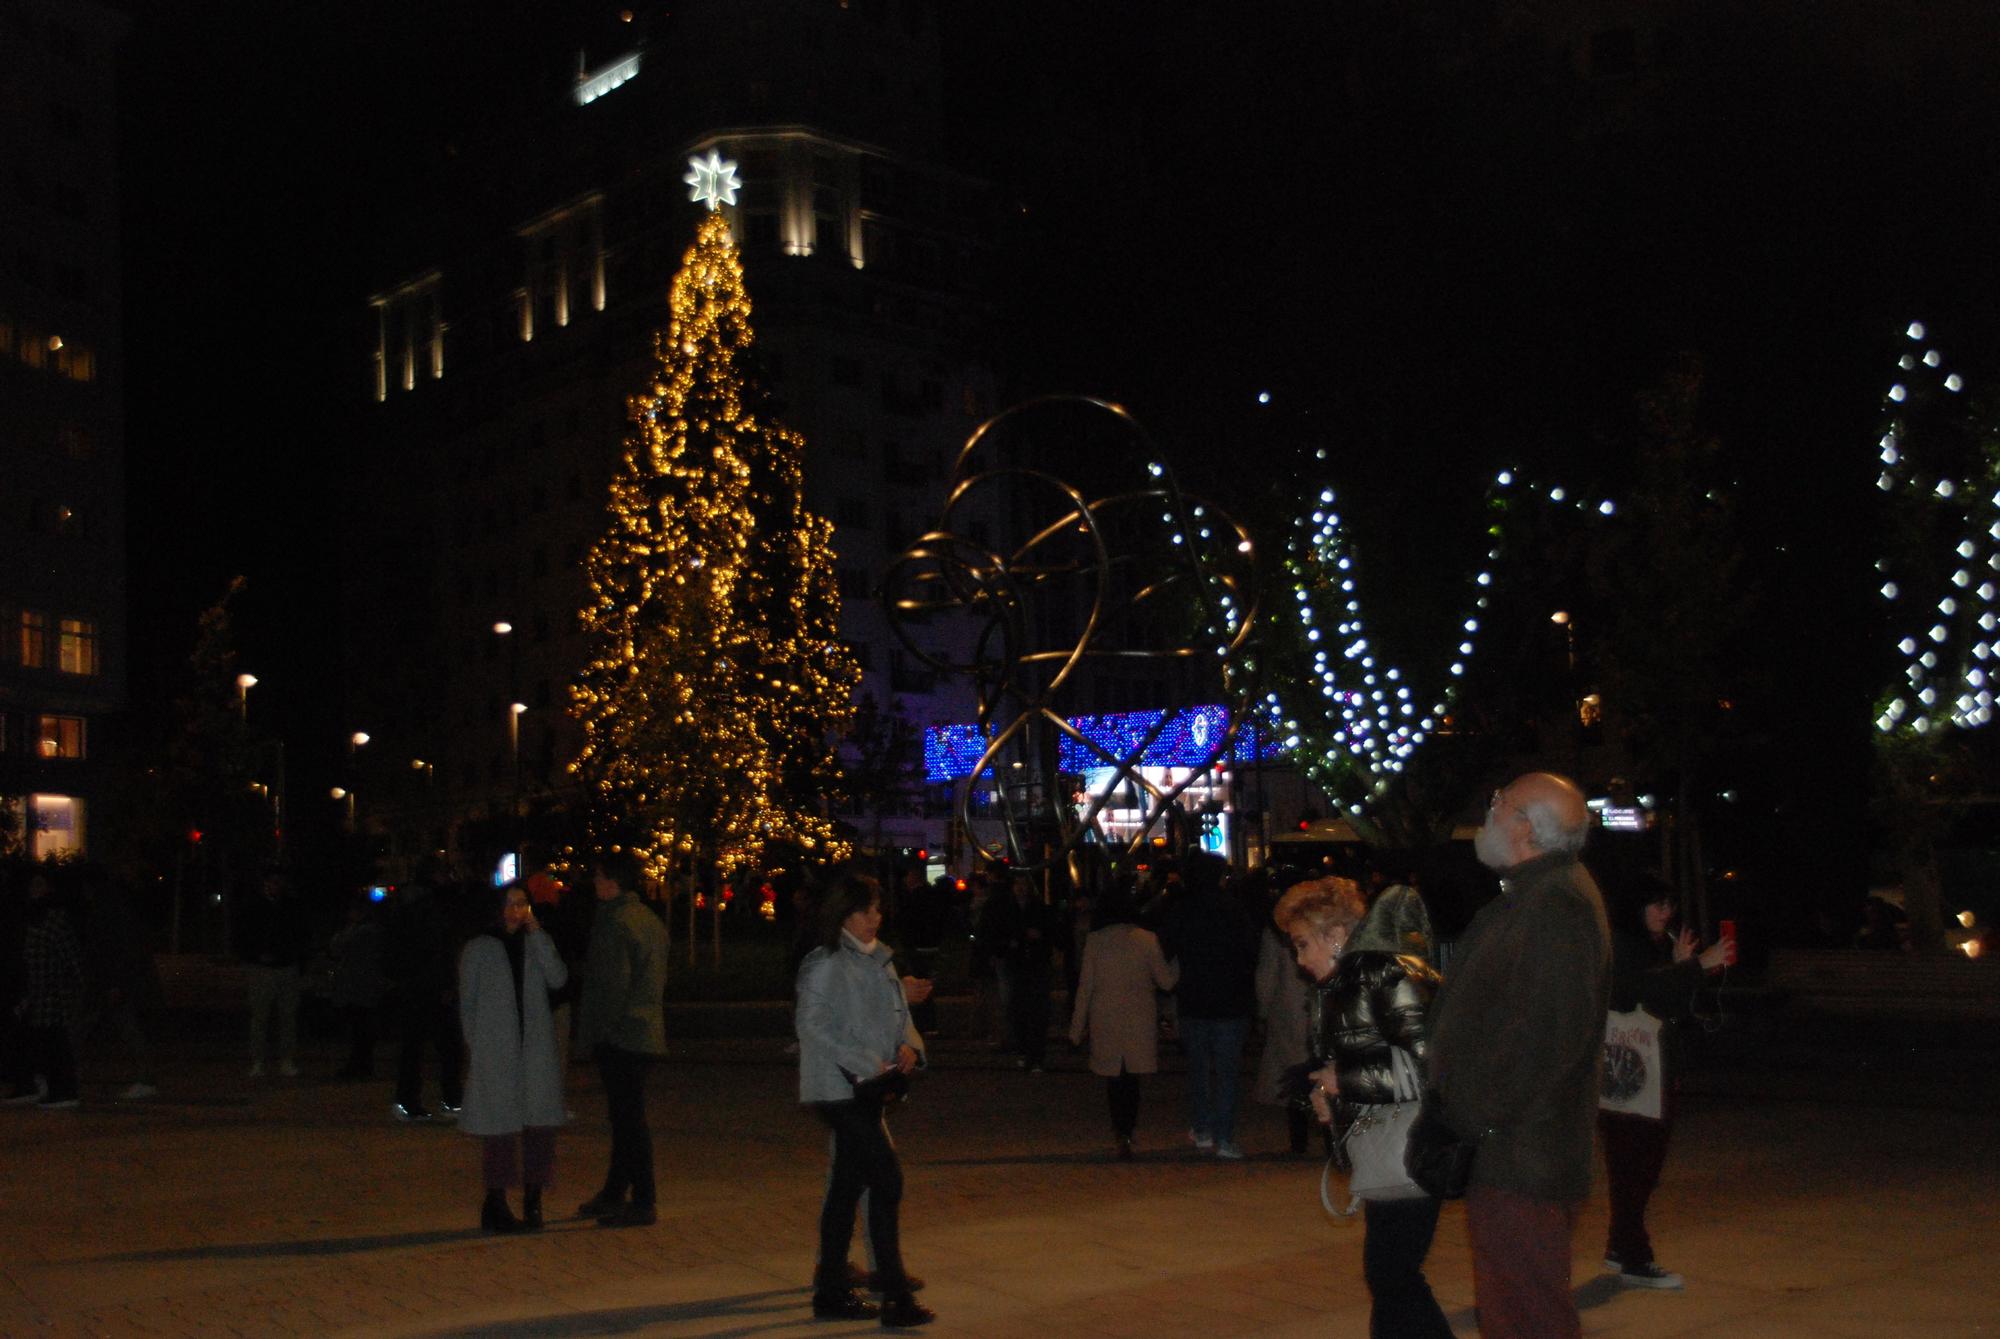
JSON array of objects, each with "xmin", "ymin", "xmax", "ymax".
[{"xmin": 881, "ymin": 397, "xmax": 1262, "ymax": 883}]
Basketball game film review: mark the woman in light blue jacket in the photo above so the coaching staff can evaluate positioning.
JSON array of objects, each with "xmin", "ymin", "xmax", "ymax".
[
  {"xmin": 458, "ymin": 881, "xmax": 567, "ymax": 1233},
  {"xmin": 795, "ymin": 871, "xmax": 933, "ymax": 1328}
]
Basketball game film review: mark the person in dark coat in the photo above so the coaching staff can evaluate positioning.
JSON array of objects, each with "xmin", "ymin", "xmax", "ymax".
[
  {"xmin": 1161, "ymin": 852, "xmax": 1257, "ymax": 1158},
  {"xmin": 1427, "ymin": 772, "xmax": 1610, "ymax": 1339},
  {"xmin": 79, "ymin": 866, "xmax": 163, "ymax": 1099},
  {"xmin": 330, "ymin": 893, "xmax": 388, "ymax": 1079},
  {"xmin": 991, "ymin": 875, "xmax": 1055, "ymax": 1070},
  {"xmin": 237, "ymin": 870, "xmax": 308, "ymax": 1078},
  {"xmin": 1598, "ymin": 872, "xmax": 1733, "ymax": 1290},
  {"xmin": 575, "ymin": 851, "xmax": 669, "ymax": 1228},
  {"xmin": 15, "ymin": 872, "xmax": 85, "ymax": 1108},
  {"xmin": 385, "ymin": 871, "xmax": 464, "ymax": 1120}
]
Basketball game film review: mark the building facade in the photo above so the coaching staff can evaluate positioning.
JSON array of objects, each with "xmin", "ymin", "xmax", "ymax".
[
  {"xmin": 0, "ymin": 0, "xmax": 128, "ymax": 860},
  {"xmin": 342, "ymin": 0, "xmax": 997, "ymax": 877}
]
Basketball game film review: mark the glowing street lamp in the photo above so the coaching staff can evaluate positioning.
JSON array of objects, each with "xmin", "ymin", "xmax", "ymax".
[
  {"xmin": 350, "ymin": 730, "xmax": 371, "ymax": 752},
  {"xmin": 236, "ymin": 672, "xmax": 258, "ymax": 723},
  {"xmin": 330, "ymin": 786, "xmax": 355, "ymax": 829}
]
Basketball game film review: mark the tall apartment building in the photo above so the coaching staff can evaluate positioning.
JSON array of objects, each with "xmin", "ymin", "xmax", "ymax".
[
  {"xmin": 343, "ymin": 0, "xmax": 997, "ymax": 877},
  {"xmin": 0, "ymin": 0, "xmax": 128, "ymax": 860}
]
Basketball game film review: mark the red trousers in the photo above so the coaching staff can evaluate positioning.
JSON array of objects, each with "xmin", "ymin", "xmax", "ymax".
[{"xmin": 1466, "ymin": 1183, "xmax": 1581, "ymax": 1339}]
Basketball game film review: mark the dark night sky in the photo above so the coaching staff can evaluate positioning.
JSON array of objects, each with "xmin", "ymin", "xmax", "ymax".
[{"xmin": 109, "ymin": 1, "xmax": 2000, "ymax": 886}]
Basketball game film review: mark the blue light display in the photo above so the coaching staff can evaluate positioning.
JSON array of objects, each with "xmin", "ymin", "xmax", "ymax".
[{"xmin": 923, "ymin": 706, "xmax": 1286, "ymax": 783}]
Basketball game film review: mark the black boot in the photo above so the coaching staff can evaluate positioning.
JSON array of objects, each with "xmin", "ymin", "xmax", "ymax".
[
  {"xmin": 481, "ymin": 1189, "xmax": 524, "ymax": 1234},
  {"xmin": 522, "ymin": 1184, "xmax": 544, "ymax": 1231},
  {"xmin": 811, "ymin": 1287, "xmax": 880, "ymax": 1321},
  {"xmin": 878, "ymin": 1293, "xmax": 936, "ymax": 1328}
]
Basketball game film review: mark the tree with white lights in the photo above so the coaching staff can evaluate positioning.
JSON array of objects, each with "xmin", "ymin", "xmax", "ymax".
[
  {"xmin": 571, "ymin": 185, "xmax": 858, "ymax": 884},
  {"xmin": 1259, "ymin": 464, "xmax": 1617, "ymax": 846},
  {"xmin": 1871, "ymin": 319, "xmax": 1995, "ymax": 954}
]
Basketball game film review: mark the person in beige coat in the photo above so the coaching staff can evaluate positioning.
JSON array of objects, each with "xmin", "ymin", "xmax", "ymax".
[
  {"xmin": 1253, "ymin": 889, "xmax": 1316, "ymax": 1155},
  {"xmin": 1067, "ymin": 886, "xmax": 1179, "ymax": 1159}
]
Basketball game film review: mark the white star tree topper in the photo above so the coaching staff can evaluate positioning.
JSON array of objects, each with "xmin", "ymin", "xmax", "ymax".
[{"xmin": 684, "ymin": 150, "xmax": 741, "ymax": 212}]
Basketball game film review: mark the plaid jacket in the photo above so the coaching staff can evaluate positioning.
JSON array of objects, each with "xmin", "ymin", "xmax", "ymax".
[{"xmin": 23, "ymin": 906, "xmax": 85, "ymax": 1028}]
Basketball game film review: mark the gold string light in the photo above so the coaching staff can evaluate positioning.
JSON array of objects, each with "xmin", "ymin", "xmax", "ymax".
[{"xmin": 570, "ymin": 211, "xmax": 859, "ymax": 881}]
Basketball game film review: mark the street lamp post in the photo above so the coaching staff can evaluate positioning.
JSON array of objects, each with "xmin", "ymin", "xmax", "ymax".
[
  {"xmin": 331, "ymin": 786, "xmax": 355, "ymax": 831},
  {"xmin": 236, "ymin": 673, "xmax": 258, "ymax": 724}
]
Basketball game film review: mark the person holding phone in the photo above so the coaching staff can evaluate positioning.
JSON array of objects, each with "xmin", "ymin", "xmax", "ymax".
[
  {"xmin": 795, "ymin": 869, "xmax": 933, "ymax": 1328},
  {"xmin": 1599, "ymin": 872, "xmax": 1734, "ymax": 1289},
  {"xmin": 457, "ymin": 880, "xmax": 568, "ymax": 1232}
]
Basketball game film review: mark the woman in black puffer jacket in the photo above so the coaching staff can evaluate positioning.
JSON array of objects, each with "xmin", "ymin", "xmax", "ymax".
[{"xmin": 1276, "ymin": 877, "xmax": 1451, "ymax": 1339}]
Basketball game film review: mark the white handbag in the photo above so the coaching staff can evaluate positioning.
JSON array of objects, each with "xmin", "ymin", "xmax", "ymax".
[
  {"xmin": 1599, "ymin": 1007, "xmax": 1665, "ymax": 1120},
  {"xmin": 1324, "ymin": 1046, "xmax": 1427, "ymax": 1217}
]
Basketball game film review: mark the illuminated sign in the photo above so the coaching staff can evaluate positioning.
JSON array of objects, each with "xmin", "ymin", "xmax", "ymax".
[
  {"xmin": 574, "ymin": 53, "xmax": 642, "ymax": 106},
  {"xmin": 923, "ymin": 706, "xmax": 1284, "ymax": 783}
]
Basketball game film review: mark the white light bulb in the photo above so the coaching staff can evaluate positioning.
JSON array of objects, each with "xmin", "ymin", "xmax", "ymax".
[
  {"xmin": 1947, "ymin": 374, "xmax": 1964, "ymax": 392},
  {"xmin": 1931, "ymin": 624, "xmax": 1950, "ymax": 642},
  {"xmin": 1882, "ymin": 582, "xmax": 1899, "ymax": 599},
  {"xmin": 1890, "ymin": 384, "xmax": 1907, "ymax": 402},
  {"xmin": 1924, "ymin": 350, "xmax": 1941, "ymax": 368},
  {"xmin": 1959, "ymin": 540, "xmax": 1977, "ymax": 559},
  {"xmin": 1900, "ymin": 637, "xmax": 1919, "ymax": 654},
  {"xmin": 1909, "ymin": 321, "xmax": 1927, "ymax": 339},
  {"xmin": 1497, "ymin": 470, "xmax": 1513, "ymax": 485},
  {"xmin": 1938, "ymin": 480, "xmax": 1956, "ymax": 499},
  {"xmin": 1550, "ymin": 487, "xmax": 1567, "ymax": 502},
  {"xmin": 1599, "ymin": 500, "xmax": 1616, "ymax": 516}
]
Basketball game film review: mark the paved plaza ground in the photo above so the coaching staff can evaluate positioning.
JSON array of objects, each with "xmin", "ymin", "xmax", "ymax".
[{"xmin": 2, "ymin": 984, "xmax": 1997, "ymax": 1338}]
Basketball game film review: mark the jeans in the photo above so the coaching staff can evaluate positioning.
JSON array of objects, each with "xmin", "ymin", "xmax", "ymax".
[
  {"xmin": 1363, "ymin": 1195, "xmax": 1453, "ymax": 1338},
  {"xmin": 1001, "ymin": 960, "xmax": 1051, "ymax": 1064},
  {"xmin": 394, "ymin": 991, "xmax": 462, "ymax": 1108},
  {"xmin": 812, "ymin": 1097, "xmax": 908, "ymax": 1293},
  {"xmin": 1180, "ymin": 1015, "xmax": 1249, "ymax": 1143},
  {"xmin": 27, "ymin": 1023, "xmax": 78, "ymax": 1102},
  {"xmin": 245, "ymin": 964, "xmax": 299, "ymax": 1065},
  {"xmin": 595, "ymin": 1044, "xmax": 656, "ymax": 1208}
]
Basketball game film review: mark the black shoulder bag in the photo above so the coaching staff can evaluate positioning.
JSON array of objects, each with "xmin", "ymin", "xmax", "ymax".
[{"xmin": 1404, "ymin": 1089, "xmax": 1481, "ymax": 1199}]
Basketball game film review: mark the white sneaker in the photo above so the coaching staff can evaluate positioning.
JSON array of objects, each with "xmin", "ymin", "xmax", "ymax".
[
  {"xmin": 3, "ymin": 1079, "xmax": 48, "ymax": 1106},
  {"xmin": 278, "ymin": 1060, "xmax": 300, "ymax": 1078},
  {"xmin": 1619, "ymin": 1263, "xmax": 1684, "ymax": 1290},
  {"xmin": 248, "ymin": 1062, "xmax": 265, "ymax": 1078},
  {"xmin": 1215, "ymin": 1141, "xmax": 1245, "ymax": 1161},
  {"xmin": 1189, "ymin": 1129, "xmax": 1214, "ymax": 1151},
  {"xmin": 118, "ymin": 1083, "xmax": 159, "ymax": 1100}
]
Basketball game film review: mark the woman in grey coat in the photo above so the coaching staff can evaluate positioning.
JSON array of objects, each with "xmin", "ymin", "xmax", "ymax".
[
  {"xmin": 458, "ymin": 881, "xmax": 567, "ymax": 1232},
  {"xmin": 1067, "ymin": 885, "xmax": 1178, "ymax": 1159},
  {"xmin": 795, "ymin": 870, "xmax": 933, "ymax": 1328}
]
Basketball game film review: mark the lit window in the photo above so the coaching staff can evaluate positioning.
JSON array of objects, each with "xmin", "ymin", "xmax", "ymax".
[
  {"xmin": 30, "ymin": 794, "xmax": 84, "ymax": 860},
  {"xmin": 37, "ymin": 714, "xmax": 86, "ymax": 759},
  {"xmin": 19, "ymin": 610, "xmax": 47, "ymax": 668},
  {"xmin": 57, "ymin": 618, "xmax": 98, "ymax": 675}
]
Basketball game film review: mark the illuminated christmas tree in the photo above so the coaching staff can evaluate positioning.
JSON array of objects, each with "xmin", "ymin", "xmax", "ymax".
[{"xmin": 571, "ymin": 188, "xmax": 858, "ymax": 881}]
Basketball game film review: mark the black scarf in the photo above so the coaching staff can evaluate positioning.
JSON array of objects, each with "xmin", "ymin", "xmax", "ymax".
[{"xmin": 498, "ymin": 926, "xmax": 527, "ymax": 1037}]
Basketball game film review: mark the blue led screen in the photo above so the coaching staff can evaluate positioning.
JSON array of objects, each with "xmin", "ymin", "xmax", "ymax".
[{"xmin": 923, "ymin": 706, "xmax": 1285, "ymax": 783}]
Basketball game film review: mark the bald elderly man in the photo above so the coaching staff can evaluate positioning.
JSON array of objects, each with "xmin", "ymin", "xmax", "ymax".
[{"xmin": 1427, "ymin": 772, "xmax": 1610, "ymax": 1339}]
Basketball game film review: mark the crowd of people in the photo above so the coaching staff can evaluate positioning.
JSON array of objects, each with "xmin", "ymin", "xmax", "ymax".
[{"xmin": 1, "ymin": 767, "xmax": 1741, "ymax": 1335}]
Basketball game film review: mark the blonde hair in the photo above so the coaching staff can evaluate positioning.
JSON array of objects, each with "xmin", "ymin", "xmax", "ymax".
[{"xmin": 1274, "ymin": 877, "xmax": 1366, "ymax": 939}]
